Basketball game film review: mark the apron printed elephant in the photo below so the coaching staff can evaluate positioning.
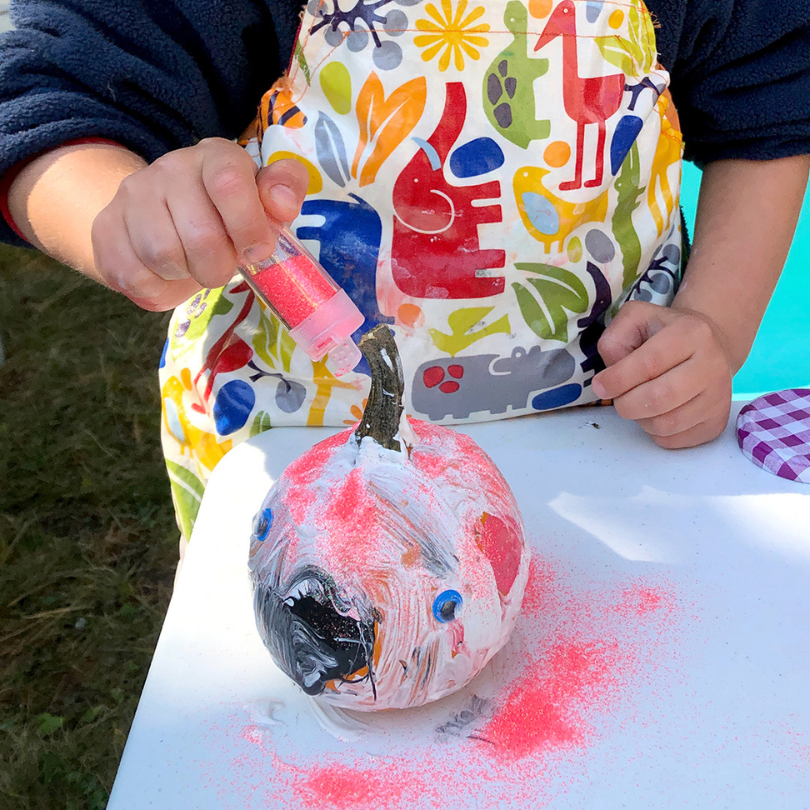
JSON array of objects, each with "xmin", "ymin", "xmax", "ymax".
[{"xmin": 412, "ymin": 345, "xmax": 576, "ymax": 420}]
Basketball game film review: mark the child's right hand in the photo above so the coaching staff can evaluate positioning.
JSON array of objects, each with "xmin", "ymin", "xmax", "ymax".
[{"xmin": 90, "ymin": 138, "xmax": 310, "ymax": 311}]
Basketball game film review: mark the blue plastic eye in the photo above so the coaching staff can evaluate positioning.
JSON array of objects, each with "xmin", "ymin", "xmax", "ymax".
[
  {"xmin": 432, "ymin": 590, "xmax": 463, "ymax": 623},
  {"xmin": 252, "ymin": 506, "xmax": 273, "ymax": 542}
]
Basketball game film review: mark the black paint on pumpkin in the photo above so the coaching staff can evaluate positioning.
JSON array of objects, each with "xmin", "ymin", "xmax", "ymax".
[{"xmin": 253, "ymin": 567, "xmax": 376, "ymax": 697}]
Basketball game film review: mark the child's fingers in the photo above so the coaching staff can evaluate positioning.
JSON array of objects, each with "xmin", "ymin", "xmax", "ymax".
[
  {"xmin": 127, "ymin": 276, "xmax": 204, "ymax": 312},
  {"xmin": 125, "ymin": 199, "xmax": 190, "ymax": 282},
  {"xmin": 646, "ymin": 415, "xmax": 728, "ymax": 450},
  {"xmin": 632, "ymin": 387, "xmax": 707, "ymax": 437},
  {"xmin": 92, "ymin": 212, "xmax": 201, "ymax": 311},
  {"xmin": 198, "ymin": 139, "xmax": 279, "ymax": 264},
  {"xmin": 256, "ymin": 159, "xmax": 311, "ymax": 225},
  {"xmin": 596, "ymin": 300, "xmax": 665, "ymax": 367},
  {"xmin": 611, "ymin": 356, "xmax": 702, "ymax": 421},
  {"xmin": 593, "ymin": 322, "xmax": 693, "ymax": 400},
  {"xmin": 163, "ymin": 172, "xmax": 239, "ymax": 289},
  {"xmin": 623, "ymin": 362, "xmax": 731, "ymax": 449},
  {"xmin": 101, "ymin": 153, "xmax": 234, "ymax": 291}
]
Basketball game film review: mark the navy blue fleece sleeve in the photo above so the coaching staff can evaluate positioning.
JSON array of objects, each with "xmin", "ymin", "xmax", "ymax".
[
  {"xmin": 0, "ymin": 0, "xmax": 302, "ymax": 246},
  {"xmin": 649, "ymin": 0, "xmax": 810, "ymax": 165}
]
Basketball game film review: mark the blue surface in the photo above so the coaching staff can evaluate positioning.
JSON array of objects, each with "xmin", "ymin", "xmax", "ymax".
[{"xmin": 681, "ymin": 163, "xmax": 810, "ymax": 396}]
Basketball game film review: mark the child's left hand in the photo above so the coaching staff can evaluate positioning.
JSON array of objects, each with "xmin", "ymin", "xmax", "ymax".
[{"xmin": 591, "ymin": 300, "xmax": 733, "ymax": 449}]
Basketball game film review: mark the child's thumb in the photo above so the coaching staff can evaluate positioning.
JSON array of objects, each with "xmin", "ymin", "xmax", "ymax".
[{"xmin": 256, "ymin": 159, "xmax": 310, "ymax": 225}]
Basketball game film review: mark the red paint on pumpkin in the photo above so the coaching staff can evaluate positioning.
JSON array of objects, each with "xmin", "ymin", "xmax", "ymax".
[
  {"xmin": 439, "ymin": 380, "xmax": 460, "ymax": 394},
  {"xmin": 476, "ymin": 513, "xmax": 523, "ymax": 595},
  {"xmin": 283, "ymin": 428, "xmax": 354, "ymax": 524},
  {"xmin": 447, "ymin": 364, "xmax": 464, "ymax": 379},
  {"xmin": 409, "ymin": 447, "xmax": 449, "ymax": 478},
  {"xmin": 284, "ymin": 428, "xmax": 354, "ymax": 492},
  {"xmin": 409, "ymin": 421, "xmax": 514, "ymax": 500},
  {"xmin": 284, "ymin": 428, "xmax": 352, "ymax": 487}
]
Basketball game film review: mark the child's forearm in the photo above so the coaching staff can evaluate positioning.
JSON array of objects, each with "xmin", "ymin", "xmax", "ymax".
[
  {"xmin": 674, "ymin": 155, "xmax": 810, "ymax": 374},
  {"xmin": 7, "ymin": 142, "xmax": 148, "ymax": 283},
  {"xmin": 8, "ymin": 139, "xmax": 309, "ymax": 311}
]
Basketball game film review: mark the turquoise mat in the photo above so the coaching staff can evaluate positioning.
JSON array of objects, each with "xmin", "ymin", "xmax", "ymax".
[{"xmin": 681, "ymin": 163, "xmax": 810, "ymax": 396}]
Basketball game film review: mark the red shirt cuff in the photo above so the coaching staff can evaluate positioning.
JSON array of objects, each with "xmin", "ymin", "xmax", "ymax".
[{"xmin": 0, "ymin": 138, "xmax": 126, "ymax": 243}]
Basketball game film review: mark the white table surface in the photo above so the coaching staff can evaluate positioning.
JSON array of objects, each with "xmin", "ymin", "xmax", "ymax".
[{"xmin": 108, "ymin": 403, "xmax": 810, "ymax": 809}]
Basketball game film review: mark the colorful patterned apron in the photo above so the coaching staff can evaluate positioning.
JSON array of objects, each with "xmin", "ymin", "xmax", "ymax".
[{"xmin": 160, "ymin": 0, "xmax": 684, "ymax": 540}]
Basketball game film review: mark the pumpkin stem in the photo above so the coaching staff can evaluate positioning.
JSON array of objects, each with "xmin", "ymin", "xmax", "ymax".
[{"xmin": 355, "ymin": 325, "xmax": 404, "ymax": 452}]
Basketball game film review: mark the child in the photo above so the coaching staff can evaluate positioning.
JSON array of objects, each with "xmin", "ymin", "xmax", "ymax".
[{"xmin": 1, "ymin": 0, "xmax": 808, "ymax": 540}]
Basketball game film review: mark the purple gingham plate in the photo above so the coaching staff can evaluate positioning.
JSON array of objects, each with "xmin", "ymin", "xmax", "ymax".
[{"xmin": 736, "ymin": 389, "xmax": 810, "ymax": 483}]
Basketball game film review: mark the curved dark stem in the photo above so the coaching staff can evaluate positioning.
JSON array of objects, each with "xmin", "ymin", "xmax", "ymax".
[{"xmin": 354, "ymin": 325, "xmax": 404, "ymax": 452}]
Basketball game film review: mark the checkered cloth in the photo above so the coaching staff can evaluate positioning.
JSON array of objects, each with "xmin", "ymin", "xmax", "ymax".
[{"xmin": 736, "ymin": 389, "xmax": 810, "ymax": 483}]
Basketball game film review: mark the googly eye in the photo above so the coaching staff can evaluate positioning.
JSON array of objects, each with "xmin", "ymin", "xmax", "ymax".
[
  {"xmin": 432, "ymin": 590, "xmax": 463, "ymax": 623},
  {"xmin": 252, "ymin": 506, "xmax": 273, "ymax": 542}
]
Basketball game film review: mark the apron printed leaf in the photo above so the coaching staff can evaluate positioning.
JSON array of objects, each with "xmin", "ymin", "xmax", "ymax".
[
  {"xmin": 628, "ymin": 0, "xmax": 656, "ymax": 70},
  {"xmin": 595, "ymin": 0, "xmax": 655, "ymax": 77},
  {"xmin": 353, "ymin": 73, "xmax": 427, "ymax": 187},
  {"xmin": 249, "ymin": 410, "xmax": 273, "ymax": 437},
  {"xmin": 166, "ymin": 460, "xmax": 206, "ymax": 540},
  {"xmin": 293, "ymin": 40, "xmax": 312, "ymax": 86},
  {"xmin": 315, "ymin": 111, "xmax": 351, "ymax": 187},
  {"xmin": 174, "ymin": 288, "xmax": 232, "ymax": 352},
  {"xmin": 279, "ymin": 329, "xmax": 297, "ymax": 373},
  {"xmin": 252, "ymin": 311, "xmax": 280, "ymax": 369},
  {"xmin": 513, "ymin": 263, "xmax": 590, "ymax": 342},
  {"xmin": 594, "ymin": 35, "xmax": 638, "ymax": 78},
  {"xmin": 512, "ymin": 282, "xmax": 550, "ymax": 340},
  {"xmin": 612, "ymin": 142, "xmax": 644, "ymax": 288},
  {"xmin": 252, "ymin": 309, "xmax": 297, "ymax": 372}
]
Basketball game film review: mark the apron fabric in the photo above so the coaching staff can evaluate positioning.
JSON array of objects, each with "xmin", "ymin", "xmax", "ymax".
[{"xmin": 160, "ymin": 0, "xmax": 684, "ymax": 540}]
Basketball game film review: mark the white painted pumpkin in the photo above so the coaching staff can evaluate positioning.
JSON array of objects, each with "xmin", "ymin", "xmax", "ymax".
[{"xmin": 249, "ymin": 327, "xmax": 529, "ymax": 709}]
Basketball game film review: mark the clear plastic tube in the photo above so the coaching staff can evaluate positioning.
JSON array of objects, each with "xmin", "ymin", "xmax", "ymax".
[{"xmin": 238, "ymin": 228, "xmax": 364, "ymax": 376}]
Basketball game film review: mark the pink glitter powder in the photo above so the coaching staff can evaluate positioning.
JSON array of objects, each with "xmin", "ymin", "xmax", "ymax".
[
  {"xmin": 321, "ymin": 467, "xmax": 380, "ymax": 574},
  {"xmin": 481, "ymin": 638, "xmax": 622, "ymax": 759},
  {"xmin": 229, "ymin": 558, "xmax": 684, "ymax": 810},
  {"xmin": 614, "ymin": 584, "xmax": 672, "ymax": 618},
  {"xmin": 284, "ymin": 429, "xmax": 352, "ymax": 488},
  {"xmin": 250, "ymin": 253, "xmax": 337, "ymax": 328},
  {"xmin": 303, "ymin": 764, "xmax": 410, "ymax": 809}
]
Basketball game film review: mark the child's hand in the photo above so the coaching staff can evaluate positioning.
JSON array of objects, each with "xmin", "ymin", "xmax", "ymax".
[
  {"xmin": 90, "ymin": 138, "xmax": 310, "ymax": 311},
  {"xmin": 591, "ymin": 301, "xmax": 733, "ymax": 449}
]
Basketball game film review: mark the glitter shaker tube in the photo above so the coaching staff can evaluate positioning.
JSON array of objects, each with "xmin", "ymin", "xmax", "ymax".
[{"xmin": 238, "ymin": 228, "xmax": 364, "ymax": 376}]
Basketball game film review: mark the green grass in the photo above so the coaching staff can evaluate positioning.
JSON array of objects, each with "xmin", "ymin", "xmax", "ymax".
[{"xmin": 0, "ymin": 245, "xmax": 178, "ymax": 810}]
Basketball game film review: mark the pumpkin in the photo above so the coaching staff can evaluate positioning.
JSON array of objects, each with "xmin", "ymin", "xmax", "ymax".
[{"xmin": 249, "ymin": 326, "xmax": 530, "ymax": 710}]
